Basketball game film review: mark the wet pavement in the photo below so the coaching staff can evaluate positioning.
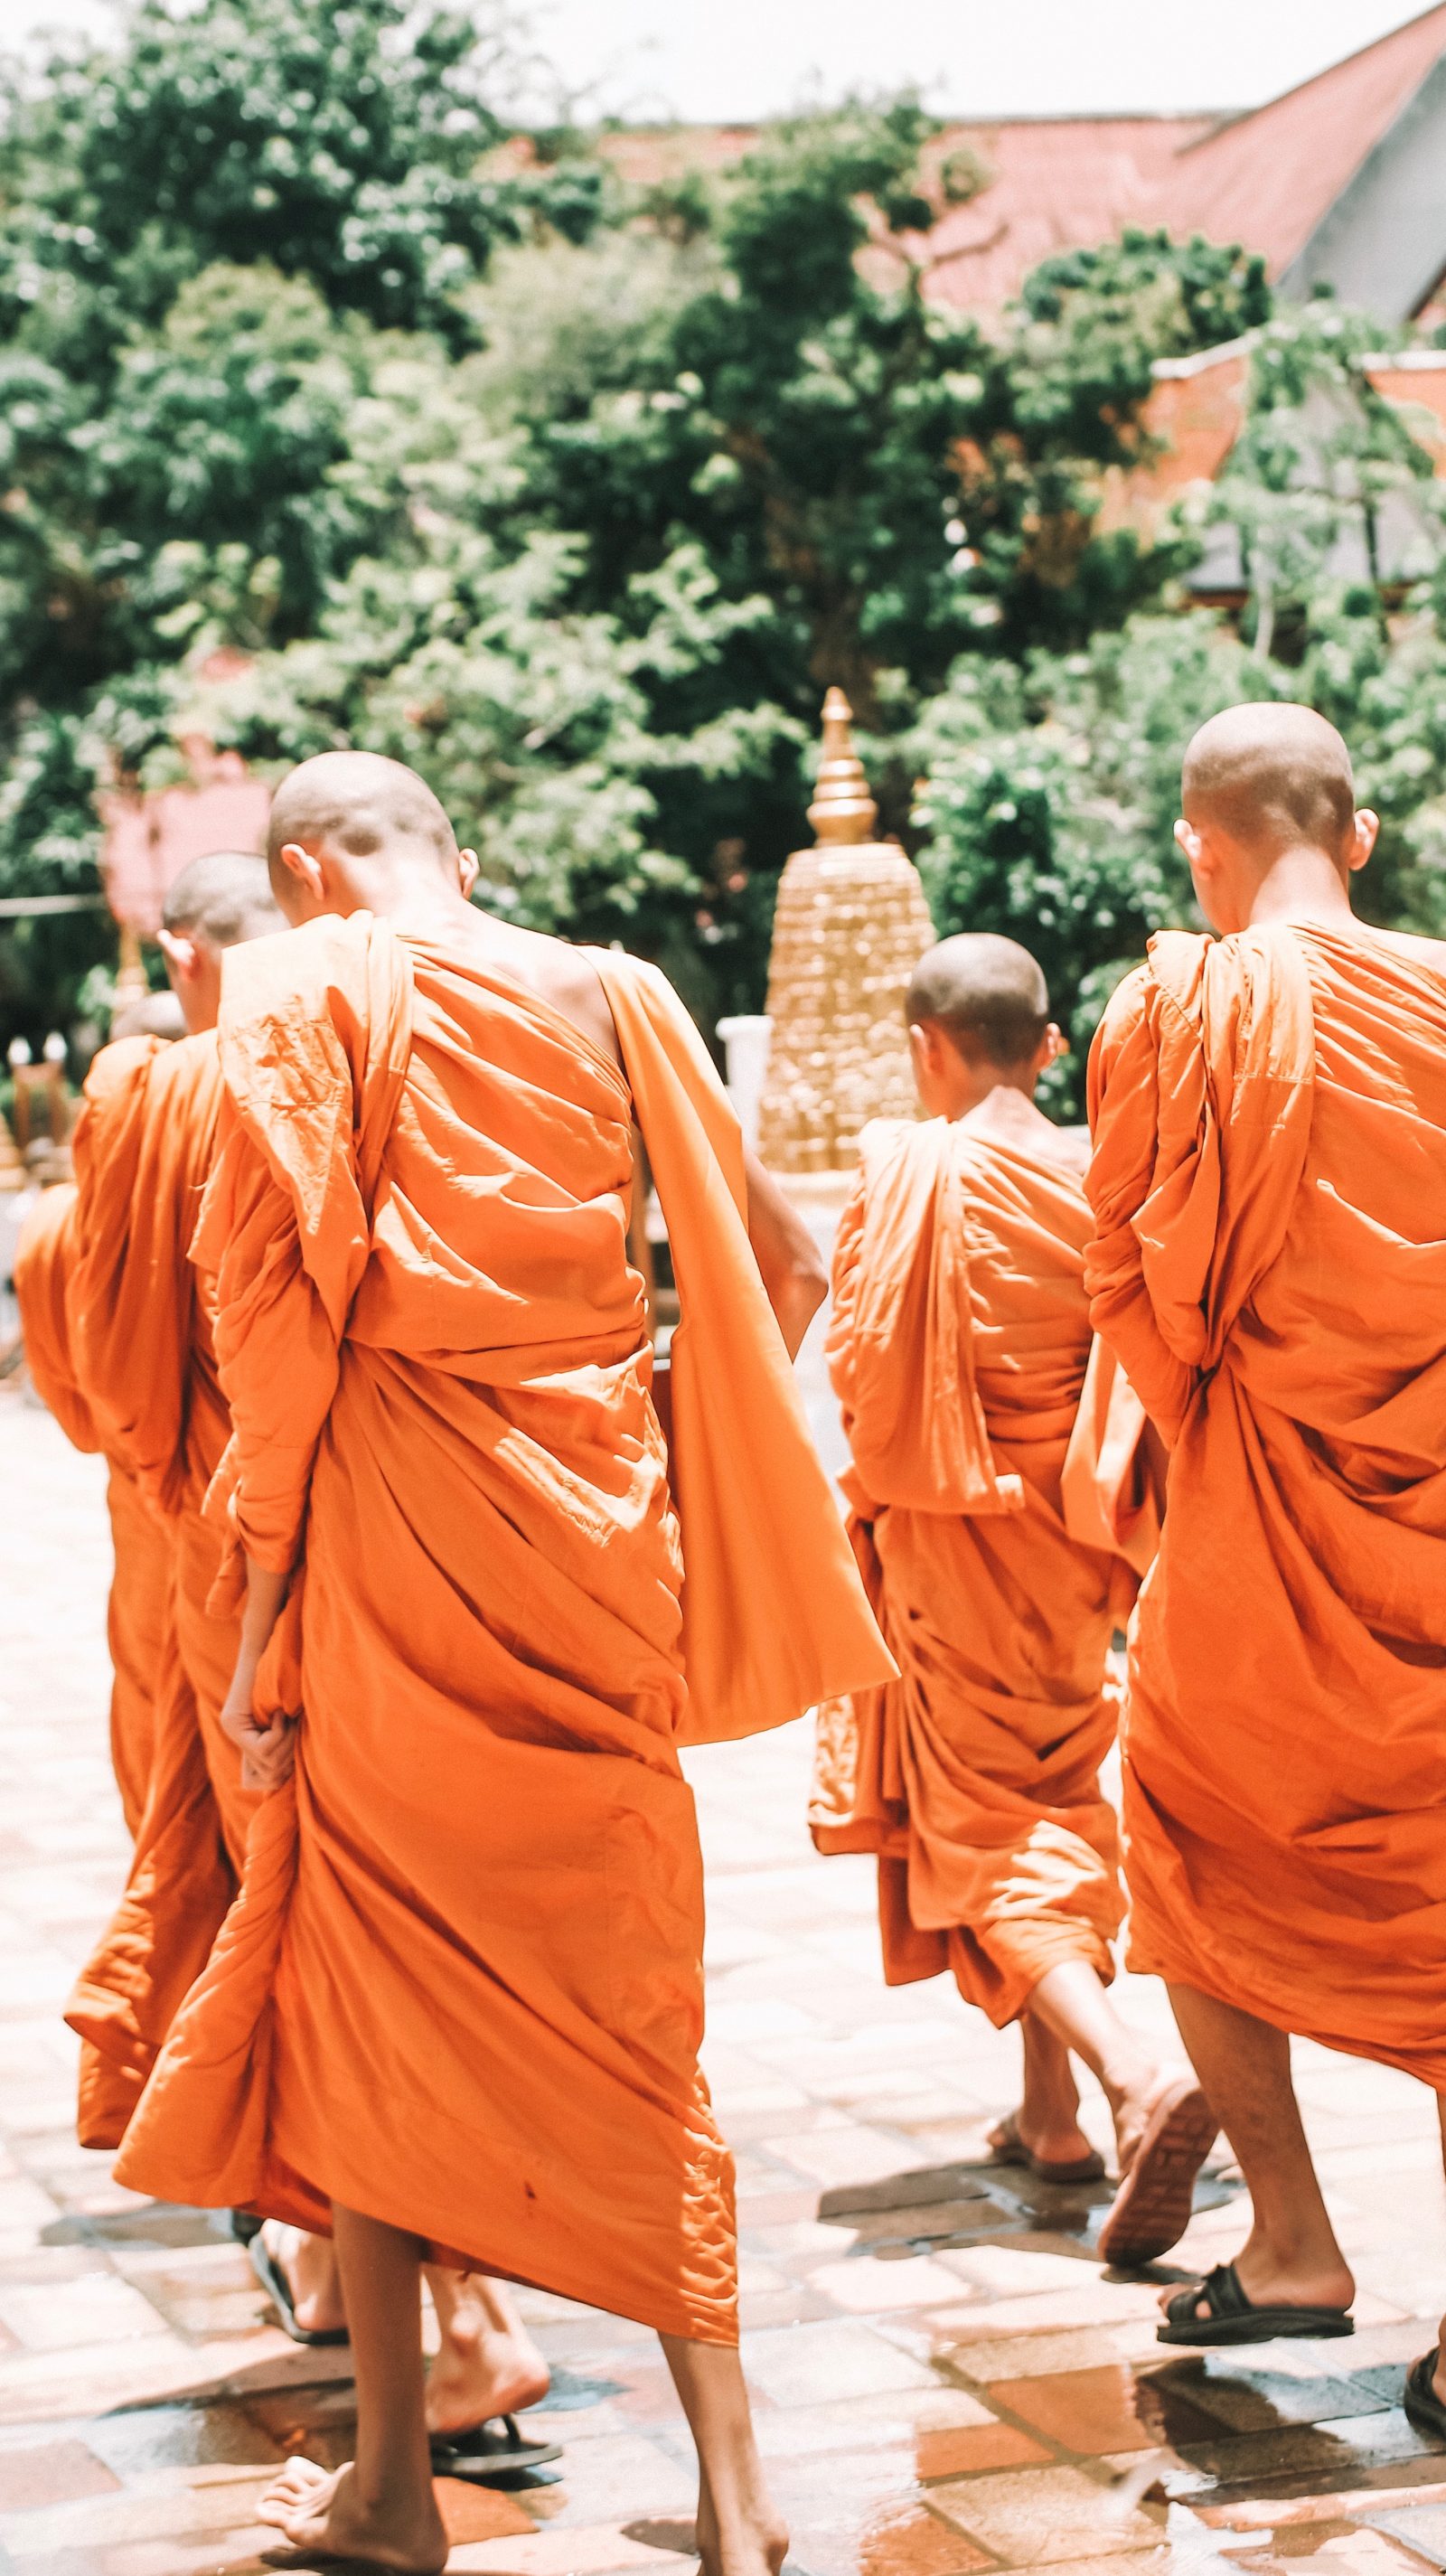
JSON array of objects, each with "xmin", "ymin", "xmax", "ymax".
[{"xmin": 4, "ymin": 1381, "xmax": 1446, "ymax": 2574}]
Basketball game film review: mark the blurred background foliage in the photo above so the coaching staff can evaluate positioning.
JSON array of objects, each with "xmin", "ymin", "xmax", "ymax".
[{"xmin": 1, "ymin": 0, "xmax": 1445, "ymax": 1093}]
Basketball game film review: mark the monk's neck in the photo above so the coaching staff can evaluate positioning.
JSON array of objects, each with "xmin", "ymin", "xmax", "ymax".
[
  {"xmin": 955, "ymin": 1083, "xmax": 1052, "ymax": 1144},
  {"xmin": 1240, "ymin": 847, "xmax": 1357, "ymax": 933}
]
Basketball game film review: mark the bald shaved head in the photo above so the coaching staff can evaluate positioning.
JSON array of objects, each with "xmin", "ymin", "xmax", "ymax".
[
  {"xmin": 1182, "ymin": 703, "xmax": 1356, "ymax": 859},
  {"xmin": 162, "ymin": 849, "xmax": 281, "ymax": 947},
  {"xmin": 268, "ymin": 751, "xmax": 456, "ymax": 880},
  {"xmin": 907, "ymin": 934, "xmax": 1050, "ymax": 1070},
  {"xmin": 110, "ymin": 989, "xmax": 188, "ymax": 1043}
]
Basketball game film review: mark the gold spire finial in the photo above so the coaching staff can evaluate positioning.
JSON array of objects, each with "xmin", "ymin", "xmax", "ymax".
[{"xmin": 807, "ymin": 687, "xmax": 878, "ymax": 846}]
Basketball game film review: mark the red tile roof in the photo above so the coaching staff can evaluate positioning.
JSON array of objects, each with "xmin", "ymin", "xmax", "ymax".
[
  {"xmin": 582, "ymin": 7, "xmax": 1446, "ymax": 321},
  {"xmin": 904, "ymin": 117, "xmax": 1213, "ymax": 318},
  {"xmin": 1160, "ymin": 2, "xmax": 1446, "ymax": 277}
]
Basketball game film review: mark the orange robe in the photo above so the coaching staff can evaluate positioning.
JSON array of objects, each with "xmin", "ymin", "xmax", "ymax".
[
  {"xmin": 1087, "ymin": 922, "xmax": 1446, "ymax": 2084},
  {"xmin": 811, "ymin": 1115, "xmax": 1152, "ymax": 2027},
  {"xmin": 25, "ymin": 1036, "xmax": 250, "ymax": 2147},
  {"xmin": 14, "ymin": 1177, "xmax": 171, "ymax": 1836},
  {"xmin": 114, "ymin": 917, "xmax": 891, "ymax": 2343}
]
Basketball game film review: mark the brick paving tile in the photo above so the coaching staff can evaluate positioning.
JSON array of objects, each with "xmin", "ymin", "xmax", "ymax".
[
  {"xmin": 6, "ymin": 1387, "xmax": 1446, "ymax": 2576},
  {"xmin": 0, "ymin": 2439, "xmax": 121, "ymax": 2509}
]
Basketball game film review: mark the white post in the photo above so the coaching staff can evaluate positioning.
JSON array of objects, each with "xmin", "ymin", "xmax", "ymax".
[{"xmin": 716, "ymin": 1013, "xmax": 772, "ymax": 1153}]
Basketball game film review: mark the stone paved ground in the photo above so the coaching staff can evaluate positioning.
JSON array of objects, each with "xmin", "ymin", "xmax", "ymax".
[{"xmin": 5, "ymin": 1385, "xmax": 1446, "ymax": 2576}]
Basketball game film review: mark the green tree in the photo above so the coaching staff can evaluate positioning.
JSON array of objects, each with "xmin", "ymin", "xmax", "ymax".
[{"xmin": 0, "ymin": 0, "xmax": 594, "ymax": 355}]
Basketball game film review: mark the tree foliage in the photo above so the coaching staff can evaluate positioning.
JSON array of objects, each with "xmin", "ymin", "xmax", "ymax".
[{"xmin": 0, "ymin": 5, "xmax": 1443, "ymax": 1073}]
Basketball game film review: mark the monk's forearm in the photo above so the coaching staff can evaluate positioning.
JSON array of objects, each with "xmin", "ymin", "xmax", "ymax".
[
  {"xmin": 743, "ymin": 1144, "xmax": 827, "ymax": 1360},
  {"xmin": 239, "ymin": 1557, "xmax": 290, "ymax": 1669},
  {"xmin": 769, "ymin": 1264, "xmax": 827, "ymax": 1361}
]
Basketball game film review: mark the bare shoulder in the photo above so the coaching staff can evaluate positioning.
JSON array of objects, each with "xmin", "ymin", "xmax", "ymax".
[{"xmin": 471, "ymin": 915, "xmax": 622, "ymax": 1070}]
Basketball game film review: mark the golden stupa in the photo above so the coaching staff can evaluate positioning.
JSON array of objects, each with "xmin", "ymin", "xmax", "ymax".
[{"xmin": 756, "ymin": 689, "xmax": 935, "ymax": 1173}]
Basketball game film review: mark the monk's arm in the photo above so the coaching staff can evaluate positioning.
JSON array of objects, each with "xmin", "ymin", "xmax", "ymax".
[
  {"xmin": 219, "ymin": 1561, "xmax": 295, "ymax": 1791},
  {"xmin": 195, "ymin": 1115, "xmax": 342, "ymax": 1791},
  {"xmin": 1084, "ymin": 970, "xmax": 1197, "ymax": 1445},
  {"xmin": 743, "ymin": 1142, "xmax": 827, "ymax": 1360}
]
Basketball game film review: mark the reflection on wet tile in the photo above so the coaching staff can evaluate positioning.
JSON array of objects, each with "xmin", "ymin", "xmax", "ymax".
[
  {"xmin": 82, "ymin": 2402, "xmax": 283, "ymax": 2477},
  {"xmin": 856, "ymin": 2500, "xmax": 992, "ymax": 2571},
  {"xmin": 929, "ymin": 2460, "xmax": 1164, "ymax": 2561},
  {"xmin": 1171, "ymin": 2356, "xmax": 1392, "ymax": 2433},
  {"xmin": 989, "ymin": 2365, "xmax": 1216, "ymax": 2458}
]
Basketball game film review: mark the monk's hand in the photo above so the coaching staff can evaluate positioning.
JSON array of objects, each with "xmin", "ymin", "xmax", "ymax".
[
  {"xmin": 220, "ymin": 1668, "xmax": 297, "ymax": 1795},
  {"xmin": 238, "ymin": 1713, "xmax": 297, "ymax": 1796}
]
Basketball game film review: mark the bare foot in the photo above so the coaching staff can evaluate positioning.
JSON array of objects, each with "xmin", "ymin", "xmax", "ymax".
[
  {"xmin": 1159, "ymin": 2235, "xmax": 1354, "ymax": 2327},
  {"xmin": 989, "ymin": 2107, "xmax": 1099, "ymax": 2171},
  {"xmin": 1112, "ymin": 2063, "xmax": 1202, "ymax": 2176},
  {"xmin": 696, "ymin": 2477, "xmax": 789, "ymax": 2576},
  {"xmin": 424, "ymin": 2289, "xmax": 549, "ymax": 2440},
  {"xmin": 264, "ymin": 2223, "xmax": 348, "ymax": 2336},
  {"xmin": 258, "ymin": 2455, "xmax": 446, "ymax": 2571}
]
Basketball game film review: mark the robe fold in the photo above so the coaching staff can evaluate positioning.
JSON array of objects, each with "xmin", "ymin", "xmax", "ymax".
[
  {"xmin": 810, "ymin": 1115, "xmax": 1144, "ymax": 2028},
  {"xmin": 1086, "ymin": 921, "xmax": 1446, "ymax": 2084},
  {"xmin": 14, "ymin": 1177, "xmax": 171, "ymax": 1838},
  {"xmin": 115, "ymin": 915, "xmax": 892, "ymax": 2344},
  {"xmin": 27, "ymin": 1033, "xmax": 251, "ymax": 2148}
]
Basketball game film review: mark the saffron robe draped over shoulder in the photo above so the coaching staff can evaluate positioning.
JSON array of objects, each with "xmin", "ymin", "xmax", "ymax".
[
  {"xmin": 115, "ymin": 914, "xmax": 891, "ymax": 2345},
  {"xmin": 1087, "ymin": 922, "xmax": 1446, "ymax": 2084},
  {"xmin": 810, "ymin": 1114, "xmax": 1147, "ymax": 2028},
  {"xmin": 28, "ymin": 1033, "xmax": 249, "ymax": 2149}
]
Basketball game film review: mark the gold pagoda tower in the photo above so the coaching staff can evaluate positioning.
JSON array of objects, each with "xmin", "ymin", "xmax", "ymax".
[{"xmin": 756, "ymin": 690, "xmax": 935, "ymax": 1173}]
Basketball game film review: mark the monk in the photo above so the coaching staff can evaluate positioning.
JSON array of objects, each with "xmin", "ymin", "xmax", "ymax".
[
  {"xmin": 812, "ymin": 935, "xmax": 1210, "ymax": 2267},
  {"xmin": 1086, "ymin": 703, "xmax": 1446, "ymax": 2426},
  {"xmin": 14, "ymin": 855, "xmax": 280, "ymax": 1843},
  {"xmin": 47, "ymin": 853, "xmax": 556, "ymax": 2471},
  {"xmin": 113, "ymin": 750, "xmax": 893, "ymax": 2575}
]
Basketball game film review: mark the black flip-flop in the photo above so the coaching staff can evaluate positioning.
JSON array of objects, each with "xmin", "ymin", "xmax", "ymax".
[
  {"xmin": 248, "ymin": 2228, "xmax": 351, "ymax": 2348},
  {"xmin": 1404, "ymin": 2351, "xmax": 1446, "ymax": 2443},
  {"xmin": 1158, "ymin": 2261, "xmax": 1353, "ymax": 2346},
  {"xmin": 989, "ymin": 2113, "xmax": 1104, "ymax": 2186},
  {"xmin": 429, "ymin": 2415, "xmax": 561, "ymax": 2485}
]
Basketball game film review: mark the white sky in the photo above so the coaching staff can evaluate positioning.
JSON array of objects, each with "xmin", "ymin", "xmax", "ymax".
[{"xmin": 2, "ymin": 0, "xmax": 1432, "ymax": 125}]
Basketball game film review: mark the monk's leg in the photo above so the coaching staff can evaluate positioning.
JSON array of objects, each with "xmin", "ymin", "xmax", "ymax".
[
  {"xmin": 424, "ymin": 2268, "xmax": 549, "ymax": 2435},
  {"xmin": 1165, "ymin": 1984, "xmax": 1353, "ymax": 2318},
  {"xmin": 660, "ymin": 2336, "xmax": 787, "ymax": 2576},
  {"xmin": 991, "ymin": 2013, "xmax": 1095, "ymax": 2167},
  {"xmin": 1434, "ymin": 2092, "xmax": 1446, "ymax": 2402},
  {"xmin": 1029, "ymin": 1960, "xmax": 1194, "ymax": 2172},
  {"xmin": 258, "ymin": 2204, "xmax": 446, "ymax": 2575},
  {"xmin": 260, "ymin": 2222, "xmax": 348, "ymax": 2334}
]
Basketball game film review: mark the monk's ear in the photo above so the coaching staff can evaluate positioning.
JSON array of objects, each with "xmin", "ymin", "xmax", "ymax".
[
  {"xmin": 276, "ymin": 840, "xmax": 326, "ymax": 909},
  {"xmin": 1173, "ymin": 817, "xmax": 1204, "ymax": 869},
  {"xmin": 457, "ymin": 846, "xmax": 480, "ymax": 901},
  {"xmin": 1349, "ymin": 811, "xmax": 1379, "ymax": 875},
  {"xmin": 157, "ymin": 926, "xmax": 196, "ymax": 992},
  {"xmin": 1043, "ymin": 1021, "xmax": 1068, "ymax": 1067}
]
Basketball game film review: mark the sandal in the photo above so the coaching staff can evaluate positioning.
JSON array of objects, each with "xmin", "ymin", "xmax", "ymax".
[
  {"xmin": 429, "ymin": 2415, "xmax": 561, "ymax": 2484},
  {"xmin": 1097, "ymin": 2076, "xmax": 1217, "ymax": 2268},
  {"xmin": 989, "ymin": 2111, "xmax": 1104, "ymax": 2186},
  {"xmin": 1158, "ymin": 2260, "xmax": 1354, "ymax": 2346},
  {"xmin": 1404, "ymin": 2351, "xmax": 1446, "ymax": 2444},
  {"xmin": 248, "ymin": 2227, "xmax": 351, "ymax": 2348}
]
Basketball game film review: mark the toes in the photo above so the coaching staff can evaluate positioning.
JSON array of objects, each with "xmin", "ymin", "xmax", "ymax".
[{"xmin": 263, "ymin": 2455, "xmax": 327, "ymax": 2503}]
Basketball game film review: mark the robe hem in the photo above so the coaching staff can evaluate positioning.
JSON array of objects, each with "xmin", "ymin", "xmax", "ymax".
[{"xmin": 1125, "ymin": 1926, "xmax": 1446, "ymax": 2091}]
